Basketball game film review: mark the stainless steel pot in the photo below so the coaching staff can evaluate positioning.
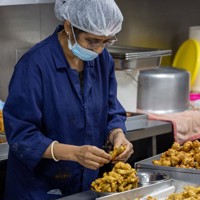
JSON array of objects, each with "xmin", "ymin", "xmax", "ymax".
[{"xmin": 137, "ymin": 66, "xmax": 190, "ymax": 114}]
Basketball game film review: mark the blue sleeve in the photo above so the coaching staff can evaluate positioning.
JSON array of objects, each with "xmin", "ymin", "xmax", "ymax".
[
  {"xmin": 106, "ymin": 53, "xmax": 127, "ymax": 135},
  {"xmin": 3, "ymin": 60, "xmax": 52, "ymax": 171}
]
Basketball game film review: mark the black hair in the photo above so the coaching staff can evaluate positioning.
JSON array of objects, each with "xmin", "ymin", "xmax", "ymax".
[{"xmin": 73, "ymin": 26, "xmax": 86, "ymax": 36}]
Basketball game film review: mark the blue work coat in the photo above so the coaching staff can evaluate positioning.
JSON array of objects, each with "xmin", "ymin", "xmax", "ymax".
[{"xmin": 3, "ymin": 25, "xmax": 126, "ymax": 200}]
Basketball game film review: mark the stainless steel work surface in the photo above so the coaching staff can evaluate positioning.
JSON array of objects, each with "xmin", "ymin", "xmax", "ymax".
[{"xmin": 95, "ymin": 179, "xmax": 197, "ymax": 200}]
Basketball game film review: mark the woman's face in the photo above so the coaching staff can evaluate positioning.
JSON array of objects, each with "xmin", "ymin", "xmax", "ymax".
[
  {"xmin": 75, "ymin": 32, "xmax": 117, "ymax": 54},
  {"xmin": 64, "ymin": 20, "xmax": 117, "ymax": 54}
]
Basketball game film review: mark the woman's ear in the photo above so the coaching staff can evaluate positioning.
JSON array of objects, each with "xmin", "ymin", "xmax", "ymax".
[{"xmin": 64, "ymin": 20, "xmax": 71, "ymax": 36}]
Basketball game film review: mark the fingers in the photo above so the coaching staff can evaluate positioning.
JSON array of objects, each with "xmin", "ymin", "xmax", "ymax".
[
  {"xmin": 86, "ymin": 160, "xmax": 104, "ymax": 170},
  {"xmin": 79, "ymin": 146, "xmax": 112, "ymax": 170},
  {"xmin": 111, "ymin": 141, "xmax": 134, "ymax": 163}
]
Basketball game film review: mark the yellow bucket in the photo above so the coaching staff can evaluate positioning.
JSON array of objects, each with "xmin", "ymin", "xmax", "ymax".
[{"xmin": 172, "ymin": 39, "xmax": 200, "ymax": 90}]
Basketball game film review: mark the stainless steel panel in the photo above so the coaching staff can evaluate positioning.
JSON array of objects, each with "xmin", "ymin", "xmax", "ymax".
[
  {"xmin": 0, "ymin": 4, "xmax": 59, "ymax": 100},
  {"xmin": 115, "ymin": 0, "xmax": 200, "ymax": 58}
]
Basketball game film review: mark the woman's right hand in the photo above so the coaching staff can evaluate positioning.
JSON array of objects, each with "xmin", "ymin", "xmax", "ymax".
[{"xmin": 74, "ymin": 145, "xmax": 112, "ymax": 170}]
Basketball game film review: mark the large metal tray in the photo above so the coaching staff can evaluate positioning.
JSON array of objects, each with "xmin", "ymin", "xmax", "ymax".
[
  {"xmin": 107, "ymin": 46, "xmax": 172, "ymax": 60},
  {"xmin": 96, "ymin": 179, "xmax": 198, "ymax": 200},
  {"xmin": 107, "ymin": 45, "xmax": 172, "ymax": 70},
  {"xmin": 135, "ymin": 154, "xmax": 200, "ymax": 184}
]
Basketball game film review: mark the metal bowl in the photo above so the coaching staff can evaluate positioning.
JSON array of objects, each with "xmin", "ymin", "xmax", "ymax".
[
  {"xmin": 137, "ymin": 66, "xmax": 190, "ymax": 114},
  {"xmin": 137, "ymin": 171, "xmax": 170, "ymax": 186}
]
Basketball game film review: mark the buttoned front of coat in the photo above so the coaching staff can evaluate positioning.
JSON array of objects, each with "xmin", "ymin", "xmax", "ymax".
[{"xmin": 3, "ymin": 25, "xmax": 126, "ymax": 200}]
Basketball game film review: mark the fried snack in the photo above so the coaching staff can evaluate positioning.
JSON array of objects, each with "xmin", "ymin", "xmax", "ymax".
[
  {"xmin": 91, "ymin": 161, "xmax": 139, "ymax": 193},
  {"xmin": 147, "ymin": 197, "xmax": 157, "ymax": 200},
  {"xmin": 152, "ymin": 140, "xmax": 200, "ymax": 169},
  {"xmin": 109, "ymin": 145, "xmax": 126, "ymax": 160},
  {"xmin": 134, "ymin": 186, "xmax": 200, "ymax": 200},
  {"xmin": 167, "ymin": 186, "xmax": 200, "ymax": 200},
  {"xmin": 0, "ymin": 110, "xmax": 4, "ymax": 133}
]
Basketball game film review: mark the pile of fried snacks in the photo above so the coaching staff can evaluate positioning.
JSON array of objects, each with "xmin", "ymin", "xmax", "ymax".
[
  {"xmin": 91, "ymin": 162, "xmax": 139, "ymax": 192},
  {"xmin": 153, "ymin": 140, "xmax": 200, "ymax": 169},
  {"xmin": 167, "ymin": 185, "xmax": 200, "ymax": 200},
  {"xmin": 138, "ymin": 186, "xmax": 200, "ymax": 200},
  {"xmin": 109, "ymin": 145, "xmax": 126, "ymax": 160}
]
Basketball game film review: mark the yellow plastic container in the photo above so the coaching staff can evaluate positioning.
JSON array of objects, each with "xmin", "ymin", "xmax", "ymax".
[{"xmin": 172, "ymin": 39, "xmax": 200, "ymax": 89}]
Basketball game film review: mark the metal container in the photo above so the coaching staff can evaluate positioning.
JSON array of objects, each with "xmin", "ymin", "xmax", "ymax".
[
  {"xmin": 135, "ymin": 154, "xmax": 200, "ymax": 185},
  {"xmin": 96, "ymin": 179, "xmax": 198, "ymax": 200},
  {"xmin": 107, "ymin": 45, "xmax": 172, "ymax": 70},
  {"xmin": 137, "ymin": 66, "xmax": 190, "ymax": 114},
  {"xmin": 94, "ymin": 170, "xmax": 168, "ymax": 197},
  {"xmin": 137, "ymin": 171, "xmax": 170, "ymax": 186}
]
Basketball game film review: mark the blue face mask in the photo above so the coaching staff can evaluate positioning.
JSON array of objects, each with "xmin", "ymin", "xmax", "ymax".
[{"xmin": 68, "ymin": 40, "xmax": 98, "ymax": 61}]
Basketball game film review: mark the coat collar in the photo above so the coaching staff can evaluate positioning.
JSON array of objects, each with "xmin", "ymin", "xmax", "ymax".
[{"xmin": 49, "ymin": 25, "xmax": 95, "ymax": 70}]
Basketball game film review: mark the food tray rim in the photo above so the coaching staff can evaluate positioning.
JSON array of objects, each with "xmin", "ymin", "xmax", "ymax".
[{"xmin": 135, "ymin": 153, "xmax": 200, "ymax": 174}]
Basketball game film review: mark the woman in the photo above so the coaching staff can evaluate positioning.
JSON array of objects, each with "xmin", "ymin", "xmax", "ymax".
[{"xmin": 3, "ymin": 0, "xmax": 133, "ymax": 199}]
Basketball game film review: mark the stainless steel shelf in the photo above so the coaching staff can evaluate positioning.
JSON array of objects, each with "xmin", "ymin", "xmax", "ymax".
[{"xmin": 0, "ymin": 0, "xmax": 55, "ymax": 6}]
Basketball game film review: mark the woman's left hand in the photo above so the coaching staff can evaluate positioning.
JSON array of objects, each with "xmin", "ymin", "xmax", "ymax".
[{"xmin": 111, "ymin": 131, "xmax": 134, "ymax": 164}]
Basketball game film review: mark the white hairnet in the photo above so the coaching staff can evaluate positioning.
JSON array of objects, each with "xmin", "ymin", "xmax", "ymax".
[{"xmin": 54, "ymin": 0, "xmax": 123, "ymax": 36}]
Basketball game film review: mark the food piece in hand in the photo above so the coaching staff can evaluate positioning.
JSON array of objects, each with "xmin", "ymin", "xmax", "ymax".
[{"xmin": 109, "ymin": 145, "xmax": 126, "ymax": 160}]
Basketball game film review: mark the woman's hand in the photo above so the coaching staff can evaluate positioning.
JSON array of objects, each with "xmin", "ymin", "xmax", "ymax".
[
  {"xmin": 110, "ymin": 131, "xmax": 134, "ymax": 164},
  {"xmin": 74, "ymin": 145, "xmax": 112, "ymax": 170}
]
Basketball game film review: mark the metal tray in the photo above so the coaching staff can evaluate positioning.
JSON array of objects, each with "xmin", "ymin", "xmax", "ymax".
[
  {"xmin": 125, "ymin": 112, "xmax": 147, "ymax": 131},
  {"xmin": 135, "ymin": 154, "xmax": 200, "ymax": 184},
  {"xmin": 96, "ymin": 179, "xmax": 198, "ymax": 200},
  {"xmin": 107, "ymin": 45, "xmax": 172, "ymax": 70},
  {"xmin": 107, "ymin": 46, "xmax": 172, "ymax": 60}
]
